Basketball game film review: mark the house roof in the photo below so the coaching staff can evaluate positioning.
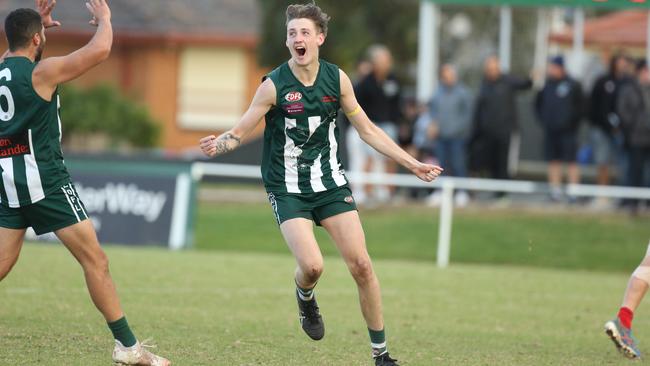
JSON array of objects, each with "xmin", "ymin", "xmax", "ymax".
[
  {"xmin": 549, "ymin": 10, "xmax": 648, "ymax": 48},
  {"xmin": 0, "ymin": 0, "xmax": 260, "ymax": 46}
]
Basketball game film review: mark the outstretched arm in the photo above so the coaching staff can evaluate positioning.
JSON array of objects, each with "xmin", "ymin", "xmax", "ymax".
[
  {"xmin": 32, "ymin": 0, "xmax": 112, "ymax": 100},
  {"xmin": 340, "ymin": 70, "xmax": 443, "ymax": 182},
  {"xmin": 199, "ymin": 78, "xmax": 276, "ymax": 157}
]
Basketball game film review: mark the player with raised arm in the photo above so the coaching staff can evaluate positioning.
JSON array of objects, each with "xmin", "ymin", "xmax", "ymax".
[
  {"xmin": 0, "ymin": 1, "xmax": 170, "ymax": 365},
  {"xmin": 199, "ymin": 4, "xmax": 442, "ymax": 365}
]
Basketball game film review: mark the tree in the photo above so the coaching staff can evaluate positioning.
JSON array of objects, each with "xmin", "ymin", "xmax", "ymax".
[{"xmin": 59, "ymin": 84, "xmax": 161, "ymax": 150}]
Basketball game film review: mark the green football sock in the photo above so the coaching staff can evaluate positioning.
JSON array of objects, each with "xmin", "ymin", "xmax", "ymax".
[
  {"xmin": 369, "ymin": 327, "xmax": 387, "ymax": 357},
  {"xmin": 108, "ymin": 316, "xmax": 137, "ymax": 347},
  {"xmin": 295, "ymin": 279, "xmax": 315, "ymax": 301}
]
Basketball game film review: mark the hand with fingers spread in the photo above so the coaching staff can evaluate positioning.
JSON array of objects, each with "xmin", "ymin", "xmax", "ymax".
[
  {"xmin": 36, "ymin": 0, "xmax": 61, "ymax": 28},
  {"xmin": 411, "ymin": 162, "xmax": 444, "ymax": 183},
  {"xmin": 85, "ymin": 0, "xmax": 111, "ymax": 27}
]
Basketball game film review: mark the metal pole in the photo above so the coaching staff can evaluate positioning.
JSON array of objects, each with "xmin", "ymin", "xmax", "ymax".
[
  {"xmin": 647, "ymin": 10, "xmax": 650, "ymax": 65},
  {"xmin": 572, "ymin": 7, "xmax": 585, "ymax": 78},
  {"xmin": 533, "ymin": 8, "xmax": 550, "ymax": 88},
  {"xmin": 499, "ymin": 6, "xmax": 512, "ymax": 72},
  {"xmin": 436, "ymin": 181, "xmax": 454, "ymax": 268},
  {"xmin": 416, "ymin": 1, "xmax": 439, "ymax": 104}
]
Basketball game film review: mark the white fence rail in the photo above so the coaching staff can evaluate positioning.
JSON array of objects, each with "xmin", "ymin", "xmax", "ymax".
[{"xmin": 192, "ymin": 162, "xmax": 650, "ymax": 268}]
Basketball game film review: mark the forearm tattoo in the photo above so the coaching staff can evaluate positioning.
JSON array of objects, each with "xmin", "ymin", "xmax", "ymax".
[{"xmin": 214, "ymin": 133, "xmax": 241, "ymax": 155}]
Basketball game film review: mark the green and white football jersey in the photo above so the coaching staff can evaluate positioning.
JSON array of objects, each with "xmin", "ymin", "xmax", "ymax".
[
  {"xmin": 262, "ymin": 60, "xmax": 348, "ymax": 194},
  {"xmin": 0, "ymin": 57, "xmax": 70, "ymax": 208}
]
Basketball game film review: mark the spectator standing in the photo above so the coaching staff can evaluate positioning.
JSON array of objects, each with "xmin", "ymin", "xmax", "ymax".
[
  {"xmin": 534, "ymin": 56, "xmax": 583, "ymax": 202},
  {"xmin": 471, "ymin": 56, "xmax": 532, "ymax": 183},
  {"xmin": 426, "ymin": 64, "xmax": 473, "ymax": 206},
  {"xmin": 617, "ymin": 59, "xmax": 650, "ymax": 213},
  {"xmin": 589, "ymin": 54, "xmax": 633, "ymax": 193},
  {"xmin": 355, "ymin": 44, "xmax": 403, "ymax": 202}
]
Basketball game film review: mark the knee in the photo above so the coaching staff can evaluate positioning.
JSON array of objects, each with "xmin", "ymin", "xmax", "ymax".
[
  {"xmin": 348, "ymin": 257, "xmax": 374, "ymax": 283},
  {"xmin": 83, "ymin": 249, "xmax": 110, "ymax": 276},
  {"xmin": 301, "ymin": 262, "xmax": 324, "ymax": 283},
  {"xmin": 0, "ymin": 260, "xmax": 16, "ymax": 282}
]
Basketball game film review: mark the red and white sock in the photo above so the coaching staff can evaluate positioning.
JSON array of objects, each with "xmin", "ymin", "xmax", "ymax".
[{"xmin": 618, "ymin": 307, "xmax": 634, "ymax": 329}]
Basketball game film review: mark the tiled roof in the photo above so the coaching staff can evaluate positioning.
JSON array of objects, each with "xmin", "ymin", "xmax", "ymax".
[
  {"xmin": 0, "ymin": 0, "xmax": 260, "ymax": 41},
  {"xmin": 550, "ymin": 10, "xmax": 648, "ymax": 47}
]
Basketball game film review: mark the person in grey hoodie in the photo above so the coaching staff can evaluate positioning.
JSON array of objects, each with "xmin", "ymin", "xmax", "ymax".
[{"xmin": 426, "ymin": 64, "xmax": 473, "ymax": 205}]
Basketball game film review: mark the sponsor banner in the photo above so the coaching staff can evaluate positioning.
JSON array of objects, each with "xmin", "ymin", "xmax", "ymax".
[{"xmin": 27, "ymin": 159, "xmax": 195, "ymax": 249}]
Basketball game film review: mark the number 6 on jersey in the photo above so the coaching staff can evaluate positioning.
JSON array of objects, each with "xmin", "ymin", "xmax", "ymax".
[{"xmin": 0, "ymin": 68, "xmax": 15, "ymax": 122}]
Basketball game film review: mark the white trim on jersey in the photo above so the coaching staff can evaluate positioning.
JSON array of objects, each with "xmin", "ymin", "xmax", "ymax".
[
  {"xmin": 56, "ymin": 95, "xmax": 62, "ymax": 143},
  {"xmin": 0, "ymin": 158, "xmax": 19, "ymax": 207},
  {"xmin": 307, "ymin": 116, "xmax": 320, "ymax": 136},
  {"xmin": 283, "ymin": 117, "xmax": 300, "ymax": 193},
  {"xmin": 310, "ymin": 153, "xmax": 327, "ymax": 192},
  {"xmin": 25, "ymin": 129, "xmax": 45, "ymax": 203},
  {"xmin": 328, "ymin": 121, "xmax": 347, "ymax": 187}
]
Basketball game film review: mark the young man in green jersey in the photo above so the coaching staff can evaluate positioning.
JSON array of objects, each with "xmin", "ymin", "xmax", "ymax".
[
  {"xmin": 0, "ymin": 1, "xmax": 169, "ymax": 365},
  {"xmin": 200, "ymin": 3, "xmax": 442, "ymax": 365}
]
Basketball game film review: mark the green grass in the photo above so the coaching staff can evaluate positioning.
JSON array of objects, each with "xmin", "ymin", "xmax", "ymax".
[
  {"xmin": 0, "ymin": 244, "xmax": 646, "ymax": 365},
  {"xmin": 195, "ymin": 202, "xmax": 650, "ymax": 272}
]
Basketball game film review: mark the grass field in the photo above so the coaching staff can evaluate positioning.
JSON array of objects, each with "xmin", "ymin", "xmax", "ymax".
[
  {"xmin": 195, "ymin": 202, "xmax": 650, "ymax": 272},
  {"xmin": 0, "ymin": 244, "xmax": 648, "ymax": 365}
]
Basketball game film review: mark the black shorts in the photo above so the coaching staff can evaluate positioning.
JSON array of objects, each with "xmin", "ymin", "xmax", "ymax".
[{"xmin": 545, "ymin": 131, "xmax": 577, "ymax": 162}]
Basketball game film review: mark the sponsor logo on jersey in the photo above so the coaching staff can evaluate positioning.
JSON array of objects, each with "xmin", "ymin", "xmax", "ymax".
[
  {"xmin": 344, "ymin": 195, "xmax": 354, "ymax": 203},
  {"xmin": 0, "ymin": 132, "xmax": 30, "ymax": 157},
  {"xmin": 283, "ymin": 102, "xmax": 304, "ymax": 114},
  {"xmin": 285, "ymin": 91, "xmax": 303, "ymax": 102},
  {"xmin": 322, "ymin": 95, "xmax": 337, "ymax": 103}
]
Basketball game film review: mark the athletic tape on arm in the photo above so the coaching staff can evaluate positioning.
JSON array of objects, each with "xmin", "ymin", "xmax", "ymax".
[{"xmin": 345, "ymin": 105, "xmax": 361, "ymax": 118}]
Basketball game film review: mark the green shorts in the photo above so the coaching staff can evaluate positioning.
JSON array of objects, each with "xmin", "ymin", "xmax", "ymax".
[
  {"xmin": 0, "ymin": 183, "xmax": 89, "ymax": 235},
  {"xmin": 267, "ymin": 186, "xmax": 357, "ymax": 226}
]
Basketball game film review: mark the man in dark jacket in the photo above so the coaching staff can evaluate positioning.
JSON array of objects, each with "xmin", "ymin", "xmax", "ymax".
[
  {"xmin": 535, "ymin": 56, "xmax": 583, "ymax": 201},
  {"xmin": 354, "ymin": 44, "xmax": 402, "ymax": 202},
  {"xmin": 617, "ymin": 59, "xmax": 650, "ymax": 212},
  {"xmin": 471, "ymin": 55, "xmax": 532, "ymax": 181},
  {"xmin": 589, "ymin": 54, "xmax": 634, "ymax": 188}
]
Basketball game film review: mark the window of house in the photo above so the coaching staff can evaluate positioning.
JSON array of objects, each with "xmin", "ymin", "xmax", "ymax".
[{"xmin": 178, "ymin": 47, "xmax": 247, "ymax": 130}]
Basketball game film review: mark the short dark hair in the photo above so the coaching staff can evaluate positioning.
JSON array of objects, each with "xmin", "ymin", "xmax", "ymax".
[
  {"xmin": 286, "ymin": 3, "xmax": 330, "ymax": 36},
  {"xmin": 4, "ymin": 8, "xmax": 42, "ymax": 52}
]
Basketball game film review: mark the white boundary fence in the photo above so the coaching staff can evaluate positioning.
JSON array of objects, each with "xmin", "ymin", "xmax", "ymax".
[{"xmin": 192, "ymin": 162, "xmax": 650, "ymax": 268}]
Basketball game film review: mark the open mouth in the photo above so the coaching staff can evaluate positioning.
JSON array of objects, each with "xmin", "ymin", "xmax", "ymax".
[{"xmin": 295, "ymin": 46, "xmax": 306, "ymax": 57}]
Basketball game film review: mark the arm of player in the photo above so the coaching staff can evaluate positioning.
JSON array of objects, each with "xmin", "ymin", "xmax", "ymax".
[
  {"xmin": 339, "ymin": 70, "xmax": 443, "ymax": 182},
  {"xmin": 36, "ymin": 0, "xmax": 62, "ymax": 29},
  {"xmin": 199, "ymin": 78, "xmax": 276, "ymax": 157},
  {"xmin": 32, "ymin": 0, "xmax": 112, "ymax": 99}
]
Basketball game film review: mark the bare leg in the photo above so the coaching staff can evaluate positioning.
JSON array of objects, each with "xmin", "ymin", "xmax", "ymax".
[
  {"xmin": 597, "ymin": 164, "xmax": 610, "ymax": 186},
  {"xmin": 622, "ymin": 255, "xmax": 650, "ymax": 312},
  {"xmin": 568, "ymin": 163, "xmax": 580, "ymax": 185},
  {"xmin": 280, "ymin": 218, "xmax": 323, "ymax": 289},
  {"xmin": 548, "ymin": 161, "xmax": 562, "ymax": 187},
  {"xmin": 0, "ymin": 228, "xmax": 26, "ymax": 282},
  {"xmin": 321, "ymin": 211, "xmax": 383, "ymax": 330},
  {"xmin": 55, "ymin": 220, "xmax": 123, "ymax": 322}
]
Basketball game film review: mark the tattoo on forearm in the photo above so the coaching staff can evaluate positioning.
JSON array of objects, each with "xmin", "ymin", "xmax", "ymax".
[{"xmin": 214, "ymin": 133, "xmax": 241, "ymax": 155}]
